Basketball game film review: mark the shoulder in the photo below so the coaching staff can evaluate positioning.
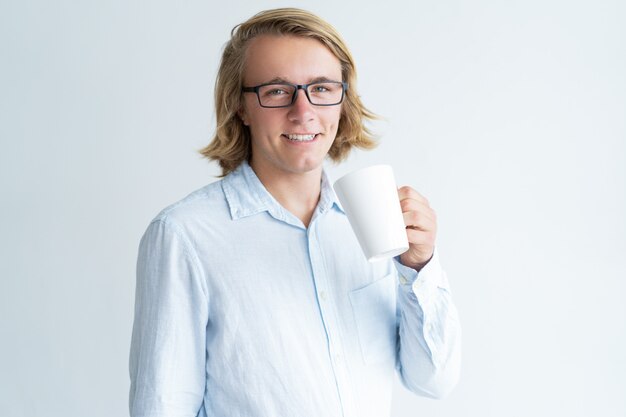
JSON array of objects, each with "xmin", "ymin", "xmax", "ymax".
[{"xmin": 148, "ymin": 180, "xmax": 230, "ymax": 233}]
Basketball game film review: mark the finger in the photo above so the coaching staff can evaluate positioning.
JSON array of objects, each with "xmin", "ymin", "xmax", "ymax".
[
  {"xmin": 399, "ymin": 199, "xmax": 437, "ymax": 221},
  {"xmin": 403, "ymin": 211, "xmax": 437, "ymax": 232},
  {"xmin": 397, "ymin": 186, "xmax": 429, "ymax": 205},
  {"xmin": 402, "ymin": 207, "xmax": 437, "ymax": 227},
  {"xmin": 406, "ymin": 228, "xmax": 436, "ymax": 246}
]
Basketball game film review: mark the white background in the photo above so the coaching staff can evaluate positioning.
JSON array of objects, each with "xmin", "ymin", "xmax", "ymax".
[{"xmin": 1, "ymin": 0, "xmax": 625, "ymax": 416}]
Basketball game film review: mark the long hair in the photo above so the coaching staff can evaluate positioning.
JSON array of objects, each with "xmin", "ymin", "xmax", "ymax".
[{"xmin": 199, "ymin": 8, "xmax": 378, "ymax": 177}]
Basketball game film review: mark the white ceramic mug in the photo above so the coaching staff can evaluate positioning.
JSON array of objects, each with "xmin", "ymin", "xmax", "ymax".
[{"xmin": 333, "ymin": 165, "xmax": 409, "ymax": 262}]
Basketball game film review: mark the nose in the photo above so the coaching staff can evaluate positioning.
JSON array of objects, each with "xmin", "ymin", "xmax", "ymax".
[{"xmin": 287, "ymin": 88, "xmax": 315, "ymax": 123}]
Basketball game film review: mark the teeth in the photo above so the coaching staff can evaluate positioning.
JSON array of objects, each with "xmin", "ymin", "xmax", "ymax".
[{"xmin": 286, "ymin": 134, "xmax": 316, "ymax": 141}]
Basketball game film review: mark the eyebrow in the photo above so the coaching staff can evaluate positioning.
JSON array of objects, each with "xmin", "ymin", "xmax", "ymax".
[{"xmin": 262, "ymin": 76, "xmax": 340, "ymax": 85}]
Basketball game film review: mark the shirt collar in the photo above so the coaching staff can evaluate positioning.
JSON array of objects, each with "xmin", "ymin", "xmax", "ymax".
[
  {"xmin": 221, "ymin": 160, "xmax": 344, "ymax": 222},
  {"xmin": 320, "ymin": 169, "xmax": 345, "ymax": 215}
]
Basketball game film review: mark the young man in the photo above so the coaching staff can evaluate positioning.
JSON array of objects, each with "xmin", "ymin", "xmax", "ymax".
[{"xmin": 130, "ymin": 8, "xmax": 461, "ymax": 417}]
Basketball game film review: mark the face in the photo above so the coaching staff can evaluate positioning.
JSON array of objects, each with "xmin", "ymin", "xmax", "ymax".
[{"xmin": 240, "ymin": 35, "xmax": 343, "ymax": 179}]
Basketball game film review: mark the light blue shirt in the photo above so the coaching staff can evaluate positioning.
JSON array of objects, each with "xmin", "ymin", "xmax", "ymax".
[{"xmin": 129, "ymin": 161, "xmax": 461, "ymax": 417}]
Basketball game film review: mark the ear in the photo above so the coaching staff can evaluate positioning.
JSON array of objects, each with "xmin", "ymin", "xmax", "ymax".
[{"xmin": 237, "ymin": 108, "xmax": 249, "ymax": 126}]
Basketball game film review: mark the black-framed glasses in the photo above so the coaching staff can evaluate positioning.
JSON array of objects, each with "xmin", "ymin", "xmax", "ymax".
[{"xmin": 242, "ymin": 81, "xmax": 348, "ymax": 108}]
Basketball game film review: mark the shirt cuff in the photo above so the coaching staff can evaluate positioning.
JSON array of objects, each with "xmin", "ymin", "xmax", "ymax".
[{"xmin": 392, "ymin": 248, "xmax": 451, "ymax": 299}]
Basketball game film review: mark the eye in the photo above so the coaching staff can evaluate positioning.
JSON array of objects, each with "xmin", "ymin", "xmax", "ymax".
[
  {"xmin": 266, "ymin": 88, "xmax": 288, "ymax": 96},
  {"xmin": 310, "ymin": 85, "xmax": 330, "ymax": 93}
]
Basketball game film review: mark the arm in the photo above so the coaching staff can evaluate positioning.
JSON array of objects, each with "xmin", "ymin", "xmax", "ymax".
[
  {"xmin": 394, "ymin": 250, "xmax": 461, "ymax": 399},
  {"xmin": 129, "ymin": 219, "xmax": 209, "ymax": 417},
  {"xmin": 393, "ymin": 186, "xmax": 461, "ymax": 398}
]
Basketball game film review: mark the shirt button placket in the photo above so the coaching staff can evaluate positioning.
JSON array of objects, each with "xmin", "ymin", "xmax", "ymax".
[{"xmin": 307, "ymin": 221, "xmax": 356, "ymax": 417}]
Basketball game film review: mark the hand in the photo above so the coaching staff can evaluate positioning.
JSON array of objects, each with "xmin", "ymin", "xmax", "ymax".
[{"xmin": 397, "ymin": 186, "xmax": 437, "ymax": 271}]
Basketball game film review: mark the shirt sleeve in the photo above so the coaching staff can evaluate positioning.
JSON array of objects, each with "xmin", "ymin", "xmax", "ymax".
[
  {"xmin": 129, "ymin": 218, "xmax": 209, "ymax": 417},
  {"xmin": 393, "ymin": 248, "xmax": 462, "ymax": 399}
]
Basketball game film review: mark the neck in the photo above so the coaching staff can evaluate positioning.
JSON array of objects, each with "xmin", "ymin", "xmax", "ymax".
[{"xmin": 249, "ymin": 160, "xmax": 323, "ymax": 228}]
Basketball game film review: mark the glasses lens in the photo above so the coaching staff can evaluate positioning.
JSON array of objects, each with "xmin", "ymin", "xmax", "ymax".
[
  {"xmin": 307, "ymin": 82, "xmax": 344, "ymax": 105},
  {"xmin": 258, "ymin": 84, "xmax": 296, "ymax": 107}
]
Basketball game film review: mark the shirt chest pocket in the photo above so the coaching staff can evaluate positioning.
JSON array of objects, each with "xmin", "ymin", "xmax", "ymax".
[{"xmin": 349, "ymin": 273, "xmax": 397, "ymax": 366}]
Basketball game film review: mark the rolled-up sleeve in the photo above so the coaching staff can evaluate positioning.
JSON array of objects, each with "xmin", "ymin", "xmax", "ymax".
[
  {"xmin": 129, "ymin": 218, "xmax": 209, "ymax": 417},
  {"xmin": 393, "ymin": 249, "xmax": 462, "ymax": 399}
]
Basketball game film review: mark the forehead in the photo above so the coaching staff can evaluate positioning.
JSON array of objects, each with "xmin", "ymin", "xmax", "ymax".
[{"xmin": 243, "ymin": 35, "xmax": 342, "ymax": 84}]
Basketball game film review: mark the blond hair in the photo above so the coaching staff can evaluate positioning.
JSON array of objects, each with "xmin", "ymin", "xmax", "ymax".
[{"xmin": 199, "ymin": 8, "xmax": 378, "ymax": 177}]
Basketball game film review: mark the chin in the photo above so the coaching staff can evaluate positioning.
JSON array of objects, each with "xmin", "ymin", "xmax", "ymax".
[{"xmin": 283, "ymin": 158, "xmax": 326, "ymax": 174}]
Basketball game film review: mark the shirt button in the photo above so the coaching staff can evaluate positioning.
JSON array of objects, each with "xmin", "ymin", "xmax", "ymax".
[
  {"xmin": 399, "ymin": 275, "xmax": 408, "ymax": 285},
  {"xmin": 319, "ymin": 291, "xmax": 327, "ymax": 301},
  {"xmin": 412, "ymin": 279, "xmax": 423, "ymax": 290}
]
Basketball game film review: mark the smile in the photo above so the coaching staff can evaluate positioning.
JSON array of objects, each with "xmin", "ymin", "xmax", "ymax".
[{"xmin": 283, "ymin": 133, "xmax": 319, "ymax": 142}]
